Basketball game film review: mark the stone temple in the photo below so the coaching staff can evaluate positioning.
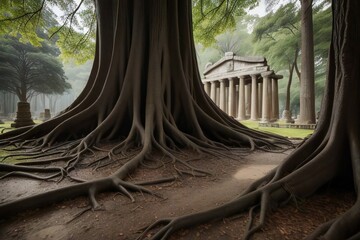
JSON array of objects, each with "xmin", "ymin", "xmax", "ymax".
[{"xmin": 202, "ymin": 52, "xmax": 282, "ymax": 123}]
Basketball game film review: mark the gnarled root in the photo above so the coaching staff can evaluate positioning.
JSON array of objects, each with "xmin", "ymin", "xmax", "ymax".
[
  {"xmin": 0, "ymin": 173, "xmax": 157, "ymax": 218},
  {"xmin": 138, "ymin": 183, "xmax": 289, "ymax": 240},
  {"xmin": 138, "ymin": 122, "xmax": 357, "ymax": 239}
]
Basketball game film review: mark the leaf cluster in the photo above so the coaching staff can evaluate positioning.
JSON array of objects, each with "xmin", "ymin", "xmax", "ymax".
[
  {"xmin": 192, "ymin": 0, "xmax": 258, "ymax": 45},
  {"xmin": 0, "ymin": 0, "xmax": 96, "ymax": 62}
]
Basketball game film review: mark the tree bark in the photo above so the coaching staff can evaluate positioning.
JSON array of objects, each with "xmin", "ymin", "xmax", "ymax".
[{"xmin": 299, "ymin": 0, "xmax": 316, "ymax": 124}]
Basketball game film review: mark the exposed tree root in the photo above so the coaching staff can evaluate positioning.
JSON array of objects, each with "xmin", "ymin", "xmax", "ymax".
[
  {"xmin": 138, "ymin": 128, "xmax": 356, "ymax": 239},
  {"xmin": 137, "ymin": 0, "xmax": 360, "ymax": 238}
]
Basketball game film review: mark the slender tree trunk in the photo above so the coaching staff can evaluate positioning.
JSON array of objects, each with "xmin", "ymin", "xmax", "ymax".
[
  {"xmin": 282, "ymin": 63, "xmax": 295, "ymax": 123},
  {"xmin": 299, "ymin": 0, "xmax": 316, "ymax": 124},
  {"xmin": 283, "ymin": 48, "xmax": 299, "ymax": 123},
  {"xmin": 285, "ymin": 64, "xmax": 294, "ymax": 110},
  {"xmin": 294, "ymin": 55, "xmax": 301, "ymax": 82}
]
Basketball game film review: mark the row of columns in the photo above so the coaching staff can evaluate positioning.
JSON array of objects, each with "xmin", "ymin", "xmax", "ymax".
[{"xmin": 203, "ymin": 72, "xmax": 280, "ymax": 122}]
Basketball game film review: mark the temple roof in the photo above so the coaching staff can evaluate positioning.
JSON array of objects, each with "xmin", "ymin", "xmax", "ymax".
[{"xmin": 203, "ymin": 52, "xmax": 281, "ymax": 82}]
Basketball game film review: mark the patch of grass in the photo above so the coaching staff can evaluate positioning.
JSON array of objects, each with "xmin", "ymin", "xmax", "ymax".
[
  {"xmin": 0, "ymin": 148, "xmax": 19, "ymax": 164},
  {"xmin": 0, "ymin": 120, "xmax": 42, "ymax": 134},
  {"xmin": 241, "ymin": 120, "xmax": 314, "ymax": 139},
  {"xmin": 0, "ymin": 121, "xmax": 14, "ymax": 134}
]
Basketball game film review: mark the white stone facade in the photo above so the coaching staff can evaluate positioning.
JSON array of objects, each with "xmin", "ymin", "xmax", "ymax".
[{"xmin": 202, "ymin": 52, "xmax": 282, "ymax": 122}]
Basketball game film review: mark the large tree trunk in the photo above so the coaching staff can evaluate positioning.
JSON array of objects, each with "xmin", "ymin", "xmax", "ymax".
[
  {"xmin": 139, "ymin": 0, "xmax": 360, "ymax": 239},
  {"xmin": 298, "ymin": 0, "xmax": 316, "ymax": 124},
  {"xmin": 0, "ymin": 0, "xmax": 288, "ymax": 217}
]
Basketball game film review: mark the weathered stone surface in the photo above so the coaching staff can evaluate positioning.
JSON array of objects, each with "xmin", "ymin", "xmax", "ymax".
[
  {"xmin": 203, "ymin": 52, "xmax": 282, "ymax": 122},
  {"xmin": 44, "ymin": 109, "xmax": 51, "ymax": 121},
  {"xmin": 11, "ymin": 102, "xmax": 35, "ymax": 128},
  {"xmin": 282, "ymin": 110, "xmax": 295, "ymax": 123},
  {"xmin": 203, "ymin": 53, "xmax": 268, "ymax": 82}
]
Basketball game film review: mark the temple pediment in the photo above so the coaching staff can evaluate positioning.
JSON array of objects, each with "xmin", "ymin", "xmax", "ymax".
[
  {"xmin": 203, "ymin": 52, "xmax": 271, "ymax": 81},
  {"xmin": 201, "ymin": 52, "xmax": 283, "ymax": 123}
]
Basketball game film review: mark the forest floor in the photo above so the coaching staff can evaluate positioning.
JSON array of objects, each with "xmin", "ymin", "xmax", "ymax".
[{"xmin": 0, "ymin": 143, "xmax": 354, "ymax": 240}]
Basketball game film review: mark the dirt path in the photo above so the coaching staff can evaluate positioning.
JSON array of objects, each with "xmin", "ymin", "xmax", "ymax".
[{"xmin": 0, "ymin": 149, "xmax": 354, "ymax": 240}]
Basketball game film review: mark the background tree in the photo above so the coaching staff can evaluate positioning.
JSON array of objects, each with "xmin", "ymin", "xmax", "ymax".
[
  {"xmin": 312, "ymin": 4, "xmax": 331, "ymax": 111},
  {"xmin": 0, "ymin": 35, "xmax": 70, "ymax": 103},
  {"xmin": 0, "ymin": 34, "xmax": 70, "ymax": 127},
  {"xmin": 262, "ymin": 0, "xmax": 328, "ymax": 124},
  {"xmin": 298, "ymin": 0, "xmax": 316, "ymax": 123},
  {"xmin": 196, "ymin": 16, "xmax": 254, "ymax": 76},
  {"xmin": 0, "ymin": 91, "xmax": 17, "ymax": 116},
  {"xmin": 251, "ymin": 1, "xmax": 331, "ymax": 120},
  {"xmin": 253, "ymin": 2, "xmax": 300, "ymax": 122},
  {"xmin": 215, "ymin": 17, "xmax": 254, "ymax": 56}
]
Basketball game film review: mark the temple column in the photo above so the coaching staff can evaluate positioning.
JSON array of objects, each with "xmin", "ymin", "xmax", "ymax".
[
  {"xmin": 250, "ymin": 75, "xmax": 258, "ymax": 120},
  {"xmin": 261, "ymin": 71, "xmax": 273, "ymax": 122},
  {"xmin": 219, "ymin": 79, "xmax": 226, "ymax": 111},
  {"xmin": 210, "ymin": 81, "xmax": 216, "ymax": 103},
  {"xmin": 237, "ymin": 76, "xmax": 246, "ymax": 120},
  {"xmin": 228, "ymin": 77, "xmax": 236, "ymax": 117},
  {"xmin": 268, "ymin": 77, "xmax": 273, "ymax": 121},
  {"xmin": 216, "ymin": 87, "xmax": 220, "ymax": 106},
  {"xmin": 258, "ymin": 82, "xmax": 263, "ymax": 117},
  {"xmin": 204, "ymin": 82, "xmax": 211, "ymax": 96},
  {"xmin": 272, "ymin": 78, "xmax": 279, "ymax": 120},
  {"xmin": 235, "ymin": 85, "xmax": 239, "ymax": 117},
  {"xmin": 245, "ymin": 83, "xmax": 251, "ymax": 117},
  {"xmin": 225, "ymin": 87, "xmax": 229, "ymax": 114}
]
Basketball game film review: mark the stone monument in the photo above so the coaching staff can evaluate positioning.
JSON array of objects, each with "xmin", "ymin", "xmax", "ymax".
[{"xmin": 11, "ymin": 102, "xmax": 35, "ymax": 128}]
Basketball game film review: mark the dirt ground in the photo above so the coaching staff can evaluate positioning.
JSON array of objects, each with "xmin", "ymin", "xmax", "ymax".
[{"xmin": 0, "ymin": 146, "xmax": 355, "ymax": 240}]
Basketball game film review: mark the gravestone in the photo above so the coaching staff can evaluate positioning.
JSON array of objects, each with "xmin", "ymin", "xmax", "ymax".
[{"xmin": 44, "ymin": 109, "xmax": 51, "ymax": 121}]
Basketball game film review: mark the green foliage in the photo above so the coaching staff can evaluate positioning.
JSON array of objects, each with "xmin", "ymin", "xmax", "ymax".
[
  {"xmin": 196, "ymin": 43, "xmax": 222, "ymax": 76},
  {"xmin": 313, "ymin": 6, "xmax": 331, "ymax": 67},
  {"xmin": 0, "ymin": 0, "xmax": 96, "ymax": 62},
  {"xmin": 192, "ymin": 0, "xmax": 258, "ymax": 45},
  {"xmin": 0, "ymin": 0, "xmax": 49, "ymax": 45},
  {"xmin": 0, "ymin": 35, "xmax": 70, "ymax": 101},
  {"xmin": 253, "ymin": 3, "xmax": 300, "ymax": 71},
  {"xmin": 251, "ymin": 1, "xmax": 331, "ymax": 114},
  {"xmin": 48, "ymin": 0, "xmax": 96, "ymax": 63},
  {"xmin": 55, "ymin": 26, "xmax": 95, "ymax": 64},
  {"xmin": 214, "ymin": 16, "xmax": 255, "ymax": 55},
  {"xmin": 196, "ymin": 16, "xmax": 255, "ymax": 75}
]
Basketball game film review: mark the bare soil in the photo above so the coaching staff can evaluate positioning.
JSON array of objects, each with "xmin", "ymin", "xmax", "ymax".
[{"xmin": 0, "ymin": 147, "xmax": 354, "ymax": 240}]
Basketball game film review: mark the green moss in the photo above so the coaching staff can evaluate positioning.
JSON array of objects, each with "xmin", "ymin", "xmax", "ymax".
[{"xmin": 0, "ymin": 148, "xmax": 19, "ymax": 164}]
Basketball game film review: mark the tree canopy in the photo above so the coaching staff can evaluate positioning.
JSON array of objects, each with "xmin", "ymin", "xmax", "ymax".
[
  {"xmin": 0, "ymin": 0, "xmax": 96, "ymax": 62},
  {"xmin": 0, "ymin": 34, "xmax": 70, "ymax": 102},
  {"xmin": 251, "ymin": 1, "xmax": 331, "ymax": 115}
]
